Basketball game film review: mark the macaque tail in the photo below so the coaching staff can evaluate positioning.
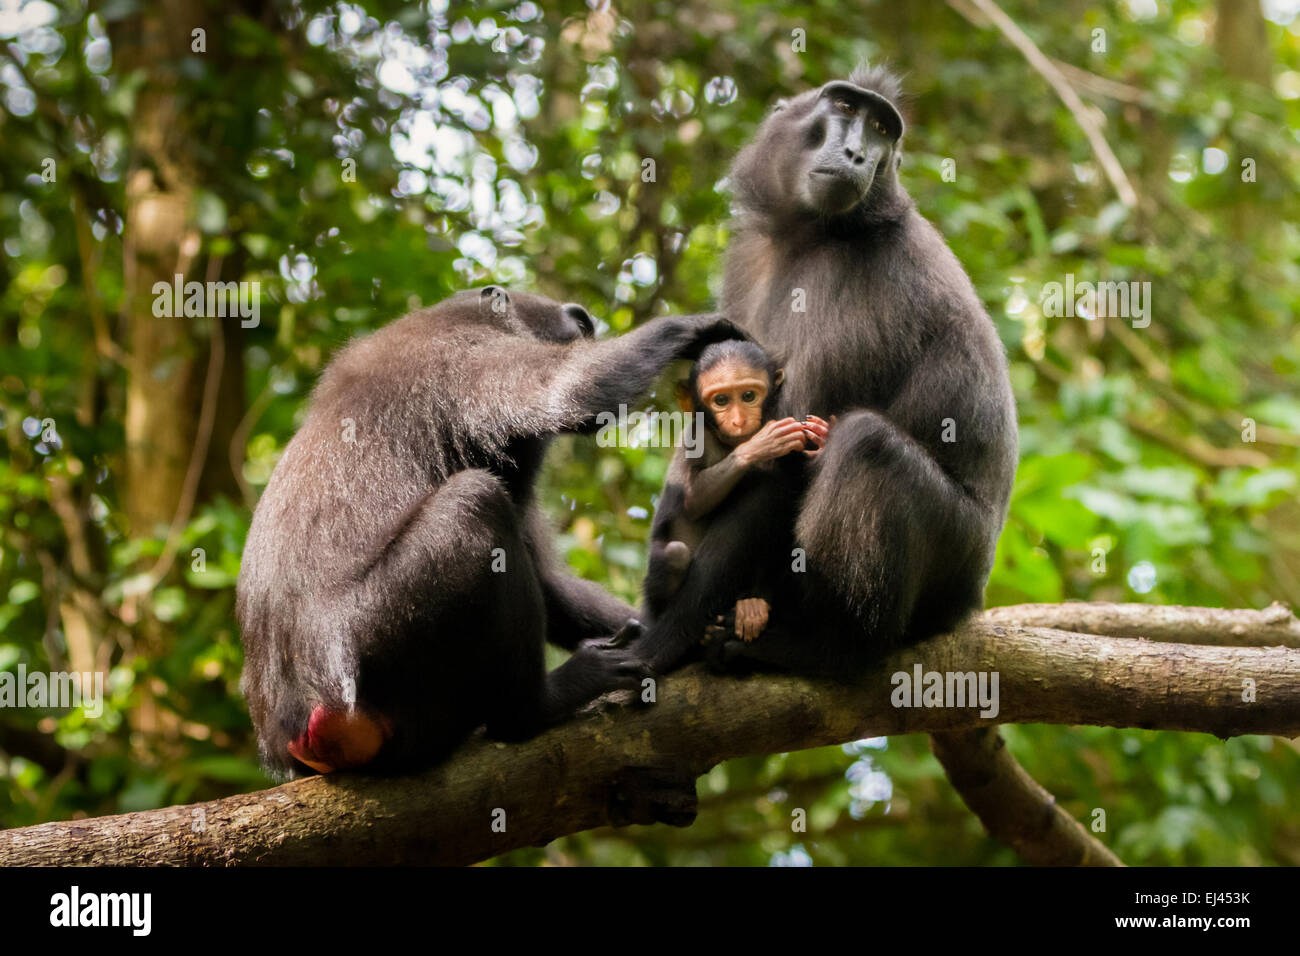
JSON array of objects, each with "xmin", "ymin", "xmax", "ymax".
[{"xmin": 287, "ymin": 704, "xmax": 391, "ymax": 774}]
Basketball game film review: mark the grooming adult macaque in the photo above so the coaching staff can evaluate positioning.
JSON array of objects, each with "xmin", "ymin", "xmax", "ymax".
[
  {"xmin": 641, "ymin": 340, "xmax": 829, "ymax": 642},
  {"xmin": 625, "ymin": 66, "xmax": 1019, "ymax": 678},
  {"xmin": 237, "ymin": 287, "xmax": 744, "ymax": 777}
]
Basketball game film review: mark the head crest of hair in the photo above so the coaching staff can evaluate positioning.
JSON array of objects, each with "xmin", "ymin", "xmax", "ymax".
[{"xmin": 848, "ymin": 62, "xmax": 903, "ymax": 104}]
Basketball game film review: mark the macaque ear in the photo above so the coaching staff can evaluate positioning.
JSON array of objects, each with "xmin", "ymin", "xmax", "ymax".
[
  {"xmin": 674, "ymin": 380, "xmax": 694, "ymax": 414},
  {"xmin": 773, "ymin": 368, "xmax": 785, "ymax": 388}
]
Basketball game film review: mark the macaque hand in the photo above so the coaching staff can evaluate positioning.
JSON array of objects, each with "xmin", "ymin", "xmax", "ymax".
[
  {"xmin": 587, "ymin": 618, "xmax": 643, "ymax": 650},
  {"xmin": 735, "ymin": 418, "xmax": 807, "ymax": 466},
  {"xmin": 802, "ymin": 414, "xmax": 836, "ymax": 458},
  {"xmin": 733, "ymin": 597, "xmax": 770, "ymax": 642}
]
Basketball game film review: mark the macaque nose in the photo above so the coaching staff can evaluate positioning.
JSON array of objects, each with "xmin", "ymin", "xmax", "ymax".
[{"xmin": 844, "ymin": 127, "xmax": 867, "ymax": 165}]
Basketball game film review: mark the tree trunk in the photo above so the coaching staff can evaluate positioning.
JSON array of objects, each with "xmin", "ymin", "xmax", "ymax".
[{"xmin": 114, "ymin": 2, "xmax": 208, "ymax": 537}]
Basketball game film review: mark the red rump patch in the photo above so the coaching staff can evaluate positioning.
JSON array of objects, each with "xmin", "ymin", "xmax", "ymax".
[{"xmin": 287, "ymin": 705, "xmax": 390, "ymax": 773}]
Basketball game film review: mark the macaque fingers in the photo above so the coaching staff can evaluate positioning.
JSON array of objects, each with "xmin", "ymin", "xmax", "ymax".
[
  {"xmin": 802, "ymin": 420, "xmax": 830, "ymax": 439},
  {"xmin": 733, "ymin": 597, "xmax": 771, "ymax": 642},
  {"xmin": 767, "ymin": 420, "xmax": 805, "ymax": 437}
]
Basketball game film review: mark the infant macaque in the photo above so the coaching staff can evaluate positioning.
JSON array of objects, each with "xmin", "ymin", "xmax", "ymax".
[{"xmin": 643, "ymin": 340, "xmax": 830, "ymax": 643}]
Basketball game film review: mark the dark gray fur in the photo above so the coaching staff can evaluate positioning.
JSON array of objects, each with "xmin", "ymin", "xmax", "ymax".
[
  {"xmin": 237, "ymin": 287, "xmax": 742, "ymax": 777},
  {"xmin": 629, "ymin": 67, "xmax": 1019, "ymax": 677}
]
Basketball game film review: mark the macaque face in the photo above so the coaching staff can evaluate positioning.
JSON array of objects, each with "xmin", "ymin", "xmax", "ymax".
[{"xmin": 697, "ymin": 361, "xmax": 770, "ymax": 445}]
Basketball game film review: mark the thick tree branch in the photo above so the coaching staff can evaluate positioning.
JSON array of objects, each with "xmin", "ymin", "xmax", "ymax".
[{"xmin": 0, "ymin": 604, "xmax": 1296, "ymax": 865}]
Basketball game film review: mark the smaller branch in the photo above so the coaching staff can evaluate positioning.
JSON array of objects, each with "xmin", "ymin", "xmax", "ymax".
[
  {"xmin": 985, "ymin": 602, "xmax": 1300, "ymax": 647},
  {"xmin": 1104, "ymin": 314, "xmax": 1169, "ymax": 383},
  {"xmin": 932, "ymin": 727, "xmax": 1122, "ymax": 865},
  {"xmin": 949, "ymin": 0, "xmax": 1138, "ymax": 207},
  {"xmin": 1028, "ymin": 351, "xmax": 1273, "ymax": 470},
  {"xmin": 1105, "ymin": 316, "xmax": 1299, "ymax": 452},
  {"xmin": 1049, "ymin": 58, "xmax": 1154, "ymax": 107},
  {"xmin": 1124, "ymin": 413, "xmax": 1271, "ymax": 470},
  {"xmin": 1250, "ymin": 423, "xmax": 1300, "ymax": 449},
  {"xmin": 229, "ymin": 380, "xmax": 275, "ymax": 510},
  {"xmin": 71, "ymin": 191, "xmax": 140, "ymax": 376}
]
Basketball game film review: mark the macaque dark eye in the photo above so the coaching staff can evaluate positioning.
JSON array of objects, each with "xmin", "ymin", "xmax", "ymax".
[
  {"xmin": 741, "ymin": 390, "xmax": 757, "ymax": 403},
  {"xmin": 834, "ymin": 98, "xmax": 855, "ymax": 115},
  {"xmin": 872, "ymin": 119, "xmax": 889, "ymax": 136},
  {"xmin": 713, "ymin": 395, "xmax": 729, "ymax": 408}
]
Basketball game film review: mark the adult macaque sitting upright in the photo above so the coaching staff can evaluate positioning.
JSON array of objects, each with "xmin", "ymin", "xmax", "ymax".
[
  {"xmin": 641, "ymin": 340, "xmax": 830, "ymax": 646},
  {"xmin": 625, "ymin": 65, "xmax": 1019, "ymax": 678}
]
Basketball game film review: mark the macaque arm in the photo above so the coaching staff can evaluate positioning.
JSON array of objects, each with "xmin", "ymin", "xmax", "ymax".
[
  {"xmin": 681, "ymin": 452, "xmax": 750, "ymax": 521},
  {"xmin": 478, "ymin": 314, "xmax": 745, "ymax": 441}
]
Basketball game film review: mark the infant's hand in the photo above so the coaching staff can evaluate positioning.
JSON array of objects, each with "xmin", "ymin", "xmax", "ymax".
[
  {"xmin": 802, "ymin": 414, "xmax": 836, "ymax": 458},
  {"xmin": 735, "ymin": 418, "xmax": 807, "ymax": 466}
]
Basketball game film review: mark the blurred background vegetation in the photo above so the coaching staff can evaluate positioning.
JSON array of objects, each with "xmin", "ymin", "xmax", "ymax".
[{"xmin": 1, "ymin": 0, "xmax": 1298, "ymax": 865}]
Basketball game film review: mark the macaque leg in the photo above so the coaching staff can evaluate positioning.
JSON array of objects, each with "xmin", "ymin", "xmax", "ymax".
[
  {"xmin": 278, "ymin": 468, "xmax": 519, "ymax": 776},
  {"xmin": 661, "ymin": 540, "xmax": 692, "ymax": 593},
  {"xmin": 640, "ymin": 539, "xmax": 694, "ymax": 625},
  {"xmin": 704, "ymin": 619, "xmax": 811, "ymax": 675}
]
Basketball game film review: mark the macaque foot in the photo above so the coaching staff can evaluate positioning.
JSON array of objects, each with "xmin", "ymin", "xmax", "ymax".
[
  {"xmin": 701, "ymin": 614, "xmax": 746, "ymax": 674},
  {"xmin": 733, "ymin": 597, "xmax": 769, "ymax": 642},
  {"xmin": 700, "ymin": 613, "xmax": 731, "ymax": 647},
  {"xmin": 699, "ymin": 597, "xmax": 769, "ymax": 658}
]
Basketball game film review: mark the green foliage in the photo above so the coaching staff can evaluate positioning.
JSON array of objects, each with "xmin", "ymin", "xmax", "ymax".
[{"xmin": 1, "ymin": 0, "xmax": 1297, "ymax": 864}]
